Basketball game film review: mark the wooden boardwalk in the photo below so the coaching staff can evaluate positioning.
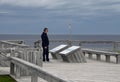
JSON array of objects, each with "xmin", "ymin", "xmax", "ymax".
[
  {"xmin": 42, "ymin": 56, "xmax": 120, "ymax": 82},
  {"xmin": 0, "ymin": 40, "xmax": 120, "ymax": 82},
  {"xmin": 1, "ymin": 54, "xmax": 120, "ymax": 82}
]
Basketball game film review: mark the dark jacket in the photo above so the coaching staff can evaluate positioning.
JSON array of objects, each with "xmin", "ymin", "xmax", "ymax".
[{"xmin": 41, "ymin": 32, "xmax": 49, "ymax": 47}]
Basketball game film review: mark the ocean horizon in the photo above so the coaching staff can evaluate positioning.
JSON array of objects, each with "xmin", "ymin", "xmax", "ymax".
[
  {"xmin": 1, "ymin": 34, "xmax": 120, "ymax": 40},
  {"xmin": 0, "ymin": 34, "xmax": 120, "ymax": 50}
]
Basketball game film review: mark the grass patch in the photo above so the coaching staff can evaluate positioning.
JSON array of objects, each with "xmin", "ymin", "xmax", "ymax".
[{"xmin": 0, "ymin": 75, "xmax": 17, "ymax": 82}]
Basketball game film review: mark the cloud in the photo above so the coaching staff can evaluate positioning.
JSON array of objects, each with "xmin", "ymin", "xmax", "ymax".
[
  {"xmin": 0, "ymin": 0, "xmax": 65, "ymax": 8},
  {"xmin": 0, "ymin": 0, "xmax": 120, "ymax": 17},
  {"xmin": 0, "ymin": 11, "xmax": 8, "ymax": 14},
  {"xmin": 53, "ymin": 0, "xmax": 120, "ymax": 16}
]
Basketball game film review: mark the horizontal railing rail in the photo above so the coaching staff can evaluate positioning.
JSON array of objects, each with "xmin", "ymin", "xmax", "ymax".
[
  {"xmin": 10, "ymin": 57, "xmax": 71, "ymax": 82},
  {"xmin": 82, "ymin": 48, "xmax": 120, "ymax": 64},
  {"xmin": 82, "ymin": 48, "xmax": 119, "ymax": 55},
  {"xmin": 34, "ymin": 40, "xmax": 120, "ymax": 51},
  {"xmin": 0, "ymin": 40, "xmax": 29, "ymax": 48}
]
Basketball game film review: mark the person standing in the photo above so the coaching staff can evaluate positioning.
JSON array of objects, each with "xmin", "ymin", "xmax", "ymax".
[{"xmin": 41, "ymin": 28, "xmax": 49, "ymax": 62}]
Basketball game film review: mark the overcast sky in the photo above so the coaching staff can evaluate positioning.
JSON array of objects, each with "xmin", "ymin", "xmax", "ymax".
[{"xmin": 0, "ymin": 0, "xmax": 120, "ymax": 35}]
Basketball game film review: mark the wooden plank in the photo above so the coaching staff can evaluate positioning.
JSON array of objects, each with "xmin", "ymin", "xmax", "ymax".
[{"xmin": 10, "ymin": 57, "xmax": 69, "ymax": 82}]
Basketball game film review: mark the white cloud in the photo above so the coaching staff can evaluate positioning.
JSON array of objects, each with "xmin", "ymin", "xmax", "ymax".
[{"xmin": 0, "ymin": 0, "xmax": 65, "ymax": 8}]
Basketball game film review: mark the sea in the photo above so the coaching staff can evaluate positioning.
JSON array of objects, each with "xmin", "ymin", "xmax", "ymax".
[{"xmin": 0, "ymin": 34, "xmax": 120, "ymax": 51}]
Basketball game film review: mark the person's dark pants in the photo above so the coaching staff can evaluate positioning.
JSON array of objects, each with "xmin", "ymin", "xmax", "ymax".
[{"xmin": 42, "ymin": 46, "xmax": 49, "ymax": 61}]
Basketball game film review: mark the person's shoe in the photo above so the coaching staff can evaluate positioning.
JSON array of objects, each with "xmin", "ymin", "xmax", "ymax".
[
  {"xmin": 43, "ymin": 59, "xmax": 45, "ymax": 62},
  {"xmin": 46, "ymin": 59, "xmax": 49, "ymax": 62}
]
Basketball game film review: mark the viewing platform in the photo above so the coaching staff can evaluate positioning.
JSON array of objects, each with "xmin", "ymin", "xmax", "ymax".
[
  {"xmin": 0, "ymin": 40, "xmax": 120, "ymax": 82},
  {"xmin": 1, "ymin": 54, "xmax": 120, "ymax": 82}
]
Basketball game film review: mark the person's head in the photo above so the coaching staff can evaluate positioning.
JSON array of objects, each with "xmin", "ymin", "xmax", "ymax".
[{"xmin": 43, "ymin": 28, "xmax": 48, "ymax": 33}]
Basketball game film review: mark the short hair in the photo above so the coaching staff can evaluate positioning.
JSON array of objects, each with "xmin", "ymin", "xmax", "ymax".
[{"xmin": 43, "ymin": 28, "xmax": 48, "ymax": 32}]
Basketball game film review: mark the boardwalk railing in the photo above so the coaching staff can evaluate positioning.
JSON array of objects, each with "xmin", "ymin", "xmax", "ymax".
[
  {"xmin": 82, "ymin": 48, "xmax": 120, "ymax": 64},
  {"xmin": 10, "ymin": 57, "xmax": 71, "ymax": 82},
  {"xmin": 34, "ymin": 40, "xmax": 120, "ymax": 51},
  {"xmin": 11, "ymin": 48, "xmax": 43, "ymax": 66},
  {"xmin": 0, "ymin": 40, "xmax": 42, "ymax": 67},
  {"xmin": 1, "ymin": 40, "xmax": 120, "ymax": 82},
  {"xmin": 6, "ymin": 40, "xmax": 24, "ymax": 44},
  {"xmin": 0, "ymin": 40, "xmax": 29, "ymax": 48},
  {"xmin": 0, "ymin": 40, "xmax": 72, "ymax": 82},
  {"xmin": 0, "ymin": 40, "xmax": 29, "ymax": 67},
  {"xmin": 34, "ymin": 40, "xmax": 120, "ymax": 64},
  {"xmin": 0, "ymin": 48, "xmax": 70, "ymax": 82}
]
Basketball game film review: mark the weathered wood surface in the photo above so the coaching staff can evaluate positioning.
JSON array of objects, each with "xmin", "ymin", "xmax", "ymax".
[
  {"xmin": 0, "ymin": 40, "xmax": 70, "ymax": 82},
  {"xmin": 10, "ymin": 57, "xmax": 71, "ymax": 82},
  {"xmin": 6, "ymin": 40, "xmax": 24, "ymax": 44},
  {"xmin": 0, "ymin": 40, "xmax": 40, "ymax": 67},
  {"xmin": 82, "ymin": 48, "xmax": 120, "ymax": 64},
  {"xmin": 0, "ymin": 40, "xmax": 29, "ymax": 48},
  {"xmin": 0, "ymin": 47, "xmax": 42, "ymax": 67}
]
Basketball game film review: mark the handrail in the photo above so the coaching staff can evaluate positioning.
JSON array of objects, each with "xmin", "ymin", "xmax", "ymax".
[
  {"xmin": 36, "ymin": 39, "xmax": 118, "ymax": 43},
  {"xmin": 0, "ymin": 40, "xmax": 29, "ymax": 48},
  {"xmin": 10, "ymin": 57, "xmax": 71, "ymax": 82},
  {"xmin": 82, "ymin": 48, "xmax": 120, "ymax": 64},
  {"xmin": 82, "ymin": 48, "xmax": 120, "ymax": 55},
  {"xmin": 35, "ymin": 40, "xmax": 120, "ymax": 51}
]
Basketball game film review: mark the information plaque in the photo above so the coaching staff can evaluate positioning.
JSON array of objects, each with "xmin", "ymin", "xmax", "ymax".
[
  {"xmin": 50, "ymin": 44, "xmax": 68, "ymax": 59},
  {"xmin": 59, "ymin": 46, "xmax": 86, "ymax": 63}
]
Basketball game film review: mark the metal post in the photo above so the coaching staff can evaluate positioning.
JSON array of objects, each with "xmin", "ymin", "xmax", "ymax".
[
  {"xmin": 68, "ymin": 24, "xmax": 72, "ymax": 41},
  {"xmin": 67, "ymin": 24, "xmax": 72, "ymax": 46}
]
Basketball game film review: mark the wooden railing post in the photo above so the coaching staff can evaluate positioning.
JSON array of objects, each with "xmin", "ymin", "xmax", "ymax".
[
  {"xmin": 88, "ymin": 53, "xmax": 92, "ymax": 59},
  {"xmin": 15, "ymin": 65, "xmax": 21, "ymax": 78},
  {"xmin": 31, "ymin": 73, "xmax": 38, "ymax": 82},
  {"xmin": 36, "ymin": 49, "xmax": 43, "ymax": 67},
  {"xmin": 10, "ymin": 57, "xmax": 70, "ymax": 82},
  {"xmin": 105, "ymin": 55, "xmax": 110, "ymax": 62},
  {"xmin": 116, "ymin": 55, "xmax": 120, "ymax": 64},
  {"xmin": 10, "ymin": 62, "xmax": 15, "ymax": 75},
  {"xmin": 96, "ymin": 54, "xmax": 101, "ymax": 60}
]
